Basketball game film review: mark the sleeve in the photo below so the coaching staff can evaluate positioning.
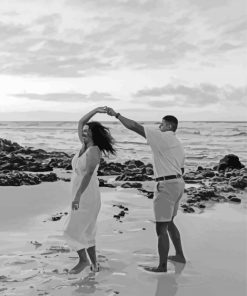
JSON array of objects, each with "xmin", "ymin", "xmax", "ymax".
[{"xmin": 144, "ymin": 126, "xmax": 163, "ymax": 149}]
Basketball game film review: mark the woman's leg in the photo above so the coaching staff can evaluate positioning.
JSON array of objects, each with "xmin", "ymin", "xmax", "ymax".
[
  {"xmin": 87, "ymin": 246, "xmax": 96, "ymax": 266},
  {"xmin": 87, "ymin": 246, "xmax": 100, "ymax": 271},
  {"xmin": 69, "ymin": 248, "xmax": 90, "ymax": 274}
]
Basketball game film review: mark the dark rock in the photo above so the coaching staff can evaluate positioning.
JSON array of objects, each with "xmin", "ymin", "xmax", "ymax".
[
  {"xmin": 59, "ymin": 177, "xmax": 71, "ymax": 182},
  {"xmin": 116, "ymin": 173, "xmax": 152, "ymax": 182},
  {"xmin": 217, "ymin": 185, "xmax": 236, "ymax": 192},
  {"xmin": 201, "ymin": 170, "xmax": 215, "ymax": 178},
  {"xmin": 119, "ymin": 211, "xmax": 125, "ymax": 217},
  {"xmin": 121, "ymin": 182, "xmax": 142, "ymax": 188},
  {"xmin": 145, "ymin": 167, "xmax": 154, "ymax": 175},
  {"xmin": 187, "ymin": 198, "xmax": 196, "ymax": 204},
  {"xmin": 183, "ymin": 207, "xmax": 195, "ymax": 213},
  {"xmin": 0, "ymin": 171, "xmax": 57, "ymax": 186},
  {"xmin": 147, "ymin": 192, "xmax": 154, "ymax": 199},
  {"xmin": 51, "ymin": 216, "xmax": 62, "ymax": 221},
  {"xmin": 229, "ymin": 176, "xmax": 247, "ymax": 189},
  {"xmin": 183, "ymin": 172, "xmax": 204, "ymax": 181},
  {"xmin": 229, "ymin": 197, "xmax": 241, "ymax": 203},
  {"xmin": 98, "ymin": 178, "xmax": 116, "ymax": 188},
  {"xmin": 227, "ymin": 194, "xmax": 236, "ymax": 200},
  {"xmin": 211, "ymin": 176, "xmax": 226, "ymax": 182},
  {"xmin": 197, "ymin": 187, "xmax": 216, "ymax": 197},
  {"xmin": 197, "ymin": 166, "xmax": 204, "ymax": 171},
  {"xmin": 217, "ymin": 154, "xmax": 244, "ymax": 171},
  {"xmin": 37, "ymin": 173, "xmax": 58, "ymax": 182},
  {"xmin": 138, "ymin": 188, "xmax": 154, "ymax": 199},
  {"xmin": 124, "ymin": 160, "xmax": 145, "ymax": 168}
]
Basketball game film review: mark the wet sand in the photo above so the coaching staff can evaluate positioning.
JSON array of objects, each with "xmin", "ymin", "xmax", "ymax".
[{"xmin": 0, "ymin": 182, "xmax": 246, "ymax": 296}]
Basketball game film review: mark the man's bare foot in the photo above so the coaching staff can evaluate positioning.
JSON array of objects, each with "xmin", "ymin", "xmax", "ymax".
[
  {"xmin": 168, "ymin": 255, "xmax": 186, "ymax": 263},
  {"xmin": 144, "ymin": 266, "xmax": 167, "ymax": 273},
  {"xmin": 69, "ymin": 260, "xmax": 90, "ymax": 274}
]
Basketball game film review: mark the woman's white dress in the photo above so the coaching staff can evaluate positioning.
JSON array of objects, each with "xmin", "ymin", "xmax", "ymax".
[{"xmin": 63, "ymin": 147, "xmax": 101, "ymax": 251}]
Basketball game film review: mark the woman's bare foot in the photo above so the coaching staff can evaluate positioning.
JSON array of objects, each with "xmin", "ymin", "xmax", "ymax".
[
  {"xmin": 168, "ymin": 255, "xmax": 186, "ymax": 263},
  {"xmin": 69, "ymin": 260, "xmax": 90, "ymax": 274},
  {"xmin": 90, "ymin": 263, "xmax": 100, "ymax": 272}
]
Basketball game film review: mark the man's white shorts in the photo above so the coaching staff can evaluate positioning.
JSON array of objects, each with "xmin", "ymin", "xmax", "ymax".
[{"xmin": 153, "ymin": 178, "xmax": 185, "ymax": 222}]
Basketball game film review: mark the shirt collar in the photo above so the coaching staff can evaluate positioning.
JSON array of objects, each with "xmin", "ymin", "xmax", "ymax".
[{"xmin": 165, "ymin": 131, "xmax": 175, "ymax": 135}]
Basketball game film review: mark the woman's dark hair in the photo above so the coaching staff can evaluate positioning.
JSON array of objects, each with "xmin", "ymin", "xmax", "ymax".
[{"xmin": 87, "ymin": 121, "xmax": 116, "ymax": 156}]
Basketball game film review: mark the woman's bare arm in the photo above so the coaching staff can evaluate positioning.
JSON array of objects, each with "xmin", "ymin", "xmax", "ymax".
[
  {"xmin": 72, "ymin": 146, "xmax": 101, "ymax": 210},
  {"xmin": 78, "ymin": 107, "xmax": 106, "ymax": 143}
]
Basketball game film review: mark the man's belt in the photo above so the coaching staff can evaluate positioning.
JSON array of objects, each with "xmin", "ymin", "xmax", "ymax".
[{"xmin": 154, "ymin": 174, "xmax": 182, "ymax": 182}]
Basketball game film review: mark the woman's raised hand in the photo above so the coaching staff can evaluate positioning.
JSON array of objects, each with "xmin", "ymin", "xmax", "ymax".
[{"xmin": 95, "ymin": 106, "xmax": 108, "ymax": 113}]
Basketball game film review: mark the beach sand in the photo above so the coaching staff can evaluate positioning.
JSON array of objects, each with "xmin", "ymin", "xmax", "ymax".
[{"xmin": 0, "ymin": 182, "xmax": 246, "ymax": 296}]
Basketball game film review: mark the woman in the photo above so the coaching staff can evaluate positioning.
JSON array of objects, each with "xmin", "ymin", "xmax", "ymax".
[{"xmin": 63, "ymin": 107, "xmax": 116, "ymax": 274}]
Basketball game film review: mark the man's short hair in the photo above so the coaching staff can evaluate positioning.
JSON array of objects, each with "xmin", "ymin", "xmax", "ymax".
[{"xmin": 163, "ymin": 115, "xmax": 178, "ymax": 131}]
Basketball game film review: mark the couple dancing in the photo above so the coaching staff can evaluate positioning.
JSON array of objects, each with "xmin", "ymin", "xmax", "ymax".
[{"xmin": 64, "ymin": 106, "xmax": 186, "ymax": 274}]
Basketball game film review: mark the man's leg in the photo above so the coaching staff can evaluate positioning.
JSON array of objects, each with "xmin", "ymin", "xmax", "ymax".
[
  {"xmin": 156, "ymin": 222, "xmax": 170, "ymax": 271},
  {"xmin": 144, "ymin": 222, "xmax": 169, "ymax": 272},
  {"xmin": 69, "ymin": 248, "xmax": 90, "ymax": 274},
  {"xmin": 168, "ymin": 218, "xmax": 186, "ymax": 263}
]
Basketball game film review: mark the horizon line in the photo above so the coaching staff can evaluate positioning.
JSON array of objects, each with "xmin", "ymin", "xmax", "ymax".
[{"xmin": 0, "ymin": 120, "xmax": 247, "ymax": 123}]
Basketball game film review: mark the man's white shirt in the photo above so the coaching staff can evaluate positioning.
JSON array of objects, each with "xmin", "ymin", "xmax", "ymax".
[{"xmin": 144, "ymin": 127, "xmax": 185, "ymax": 178}]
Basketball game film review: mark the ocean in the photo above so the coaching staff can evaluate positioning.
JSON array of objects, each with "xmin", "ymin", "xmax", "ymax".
[{"xmin": 0, "ymin": 121, "xmax": 246, "ymax": 170}]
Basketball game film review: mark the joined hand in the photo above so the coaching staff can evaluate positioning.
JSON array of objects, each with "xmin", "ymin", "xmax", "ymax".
[{"xmin": 105, "ymin": 107, "xmax": 117, "ymax": 117}]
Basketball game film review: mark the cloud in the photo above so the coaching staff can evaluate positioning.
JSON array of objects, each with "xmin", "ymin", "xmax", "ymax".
[
  {"xmin": 0, "ymin": 51, "xmax": 113, "ymax": 77},
  {"xmin": 202, "ymin": 16, "xmax": 247, "ymax": 55},
  {"xmin": 68, "ymin": 0, "xmax": 168, "ymax": 13},
  {"xmin": 34, "ymin": 14, "xmax": 62, "ymax": 36},
  {"xmin": 12, "ymin": 91, "xmax": 118, "ymax": 102},
  {"xmin": 0, "ymin": 0, "xmax": 200, "ymax": 77},
  {"xmin": 0, "ymin": 16, "xmax": 116, "ymax": 77},
  {"xmin": 0, "ymin": 0, "xmax": 245, "ymax": 79},
  {"xmin": 134, "ymin": 83, "xmax": 247, "ymax": 107},
  {"xmin": 185, "ymin": 0, "xmax": 231, "ymax": 10},
  {"xmin": 0, "ymin": 21, "xmax": 28, "ymax": 40}
]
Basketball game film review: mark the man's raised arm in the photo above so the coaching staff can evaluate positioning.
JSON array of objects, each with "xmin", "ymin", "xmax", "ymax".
[{"xmin": 106, "ymin": 107, "xmax": 145, "ymax": 138}]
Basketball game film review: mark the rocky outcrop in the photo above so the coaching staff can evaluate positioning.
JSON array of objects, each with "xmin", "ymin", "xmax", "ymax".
[
  {"xmin": 216, "ymin": 154, "xmax": 244, "ymax": 171},
  {"xmin": 0, "ymin": 171, "xmax": 58, "ymax": 186},
  {"xmin": 0, "ymin": 138, "xmax": 73, "ymax": 173},
  {"xmin": 1, "ymin": 137, "xmax": 246, "ymax": 217}
]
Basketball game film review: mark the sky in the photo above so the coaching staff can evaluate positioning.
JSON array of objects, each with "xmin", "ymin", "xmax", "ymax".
[{"xmin": 0, "ymin": 0, "xmax": 246, "ymax": 121}]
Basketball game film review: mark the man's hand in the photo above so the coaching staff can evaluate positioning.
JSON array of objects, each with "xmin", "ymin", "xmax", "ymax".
[
  {"xmin": 72, "ymin": 200, "xmax": 79, "ymax": 210},
  {"xmin": 105, "ymin": 107, "xmax": 117, "ymax": 117}
]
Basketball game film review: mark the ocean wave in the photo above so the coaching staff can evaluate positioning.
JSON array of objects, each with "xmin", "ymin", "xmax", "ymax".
[
  {"xmin": 0, "ymin": 127, "xmax": 77, "ymax": 131},
  {"xmin": 117, "ymin": 141, "xmax": 147, "ymax": 146},
  {"xmin": 217, "ymin": 132, "xmax": 247, "ymax": 137},
  {"xmin": 55, "ymin": 121, "xmax": 76, "ymax": 127},
  {"xmin": 187, "ymin": 155, "xmax": 207, "ymax": 160},
  {"xmin": 178, "ymin": 129, "xmax": 201, "ymax": 135}
]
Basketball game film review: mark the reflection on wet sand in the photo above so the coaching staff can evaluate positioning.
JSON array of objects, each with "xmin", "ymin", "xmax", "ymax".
[{"xmin": 155, "ymin": 261, "xmax": 185, "ymax": 296}]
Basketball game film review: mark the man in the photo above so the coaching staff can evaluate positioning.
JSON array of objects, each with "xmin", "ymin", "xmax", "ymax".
[{"xmin": 105, "ymin": 107, "xmax": 186, "ymax": 273}]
